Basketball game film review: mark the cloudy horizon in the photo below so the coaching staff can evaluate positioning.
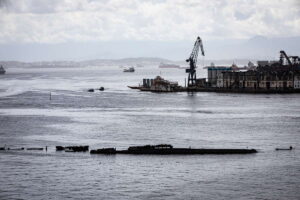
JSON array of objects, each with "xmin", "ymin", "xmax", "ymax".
[{"xmin": 0, "ymin": 0, "xmax": 300, "ymax": 61}]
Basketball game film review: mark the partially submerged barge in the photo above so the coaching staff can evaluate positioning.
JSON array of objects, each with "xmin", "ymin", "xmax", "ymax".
[
  {"xmin": 90, "ymin": 144, "xmax": 257, "ymax": 155},
  {"xmin": 56, "ymin": 145, "xmax": 89, "ymax": 152}
]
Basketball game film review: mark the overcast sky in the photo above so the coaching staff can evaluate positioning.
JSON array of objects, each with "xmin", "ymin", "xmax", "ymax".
[{"xmin": 0, "ymin": 0, "xmax": 300, "ymax": 61}]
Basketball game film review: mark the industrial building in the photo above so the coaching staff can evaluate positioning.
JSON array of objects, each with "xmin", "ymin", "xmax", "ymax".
[
  {"xmin": 294, "ymin": 74, "xmax": 300, "ymax": 89},
  {"xmin": 207, "ymin": 62, "xmax": 256, "ymax": 88},
  {"xmin": 208, "ymin": 51, "xmax": 300, "ymax": 91},
  {"xmin": 207, "ymin": 66, "xmax": 232, "ymax": 87}
]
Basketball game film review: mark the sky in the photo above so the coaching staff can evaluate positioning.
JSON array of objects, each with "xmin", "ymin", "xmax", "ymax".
[{"xmin": 0, "ymin": 0, "xmax": 300, "ymax": 61}]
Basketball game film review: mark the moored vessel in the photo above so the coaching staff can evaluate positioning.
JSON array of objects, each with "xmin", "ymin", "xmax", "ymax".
[{"xmin": 123, "ymin": 67, "xmax": 135, "ymax": 72}]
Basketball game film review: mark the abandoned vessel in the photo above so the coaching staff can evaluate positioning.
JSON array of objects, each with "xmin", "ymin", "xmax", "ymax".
[{"xmin": 90, "ymin": 144, "xmax": 257, "ymax": 155}]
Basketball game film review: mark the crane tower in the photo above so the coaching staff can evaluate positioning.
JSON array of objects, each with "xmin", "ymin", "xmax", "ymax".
[{"xmin": 186, "ymin": 36, "xmax": 205, "ymax": 87}]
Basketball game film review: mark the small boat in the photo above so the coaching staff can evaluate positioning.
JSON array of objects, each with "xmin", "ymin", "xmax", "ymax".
[
  {"xmin": 88, "ymin": 88, "xmax": 94, "ymax": 92},
  {"xmin": 127, "ymin": 86, "xmax": 142, "ymax": 89},
  {"xmin": 123, "ymin": 67, "xmax": 135, "ymax": 72},
  {"xmin": 0, "ymin": 65, "xmax": 5, "ymax": 74}
]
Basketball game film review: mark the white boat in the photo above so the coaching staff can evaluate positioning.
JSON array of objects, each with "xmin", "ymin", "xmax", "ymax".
[
  {"xmin": 123, "ymin": 67, "xmax": 135, "ymax": 72},
  {"xmin": 0, "ymin": 65, "xmax": 5, "ymax": 74}
]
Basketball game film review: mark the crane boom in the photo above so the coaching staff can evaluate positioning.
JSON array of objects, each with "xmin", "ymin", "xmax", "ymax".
[
  {"xmin": 280, "ymin": 50, "xmax": 293, "ymax": 66},
  {"xmin": 186, "ymin": 36, "xmax": 205, "ymax": 87}
]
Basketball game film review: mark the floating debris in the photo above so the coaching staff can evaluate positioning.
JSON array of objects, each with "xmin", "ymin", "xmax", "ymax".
[
  {"xmin": 99, "ymin": 87, "xmax": 104, "ymax": 91},
  {"xmin": 27, "ymin": 147, "xmax": 44, "ymax": 150},
  {"xmin": 65, "ymin": 146, "xmax": 89, "ymax": 152},
  {"xmin": 8, "ymin": 147, "xmax": 24, "ymax": 151},
  {"xmin": 56, "ymin": 145, "xmax": 89, "ymax": 152},
  {"xmin": 275, "ymin": 146, "xmax": 293, "ymax": 151},
  {"xmin": 90, "ymin": 148, "xmax": 116, "ymax": 154},
  {"xmin": 56, "ymin": 146, "xmax": 65, "ymax": 151}
]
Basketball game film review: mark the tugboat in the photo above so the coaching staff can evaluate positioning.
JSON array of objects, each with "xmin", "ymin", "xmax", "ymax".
[
  {"xmin": 123, "ymin": 67, "xmax": 135, "ymax": 72},
  {"xmin": 0, "ymin": 65, "xmax": 5, "ymax": 74}
]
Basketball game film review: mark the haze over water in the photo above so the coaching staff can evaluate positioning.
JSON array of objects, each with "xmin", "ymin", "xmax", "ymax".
[{"xmin": 0, "ymin": 64, "xmax": 300, "ymax": 199}]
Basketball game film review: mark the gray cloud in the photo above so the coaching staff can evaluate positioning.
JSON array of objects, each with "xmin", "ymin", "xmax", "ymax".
[
  {"xmin": 235, "ymin": 11, "xmax": 252, "ymax": 20},
  {"xmin": 0, "ymin": 0, "xmax": 9, "ymax": 8},
  {"xmin": 293, "ymin": 0, "xmax": 300, "ymax": 15},
  {"xmin": 0, "ymin": 0, "xmax": 299, "ymax": 44}
]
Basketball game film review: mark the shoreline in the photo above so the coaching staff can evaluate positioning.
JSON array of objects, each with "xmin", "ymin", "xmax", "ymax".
[{"xmin": 129, "ymin": 86, "xmax": 300, "ymax": 94}]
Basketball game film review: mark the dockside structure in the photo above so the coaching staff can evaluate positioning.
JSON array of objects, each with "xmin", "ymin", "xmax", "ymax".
[
  {"xmin": 130, "ymin": 51, "xmax": 300, "ymax": 93},
  {"xmin": 211, "ymin": 51, "xmax": 300, "ymax": 90}
]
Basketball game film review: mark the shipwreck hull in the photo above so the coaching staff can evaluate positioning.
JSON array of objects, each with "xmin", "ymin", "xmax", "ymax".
[{"xmin": 117, "ymin": 148, "xmax": 257, "ymax": 155}]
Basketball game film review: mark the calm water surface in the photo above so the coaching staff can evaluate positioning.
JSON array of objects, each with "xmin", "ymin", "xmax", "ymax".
[{"xmin": 0, "ymin": 65, "xmax": 299, "ymax": 199}]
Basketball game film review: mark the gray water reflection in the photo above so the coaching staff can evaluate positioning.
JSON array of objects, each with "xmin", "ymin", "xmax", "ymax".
[{"xmin": 0, "ymin": 66, "xmax": 300, "ymax": 199}]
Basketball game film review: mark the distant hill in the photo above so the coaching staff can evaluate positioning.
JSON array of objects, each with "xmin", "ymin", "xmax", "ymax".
[
  {"xmin": 80, "ymin": 57, "xmax": 172, "ymax": 66},
  {"xmin": 0, "ymin": 36, "xmax": 299, "ymax": 62},
  {"xmin": 1, "ymin": 36, "xmax": 299, "ymax": 67},
  {"xmin": 0, "ymin": 57, "xmax": 257, "ymax": 69},
  {"xmin": 0, "ymin": 57, "xmax": 173, "ymax": 68}
]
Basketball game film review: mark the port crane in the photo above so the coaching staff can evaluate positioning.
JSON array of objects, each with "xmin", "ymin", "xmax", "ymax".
[
  {"xmin": 279, "ymin": 50, "xmax": 300, "ymax": 66},
  {"xmin": 279, "ymin": 50, "xmax": 293, "ymax": 66},
  {"xmin": 186, "ymin": 36, "xmax": 205, "ymax": 87}
]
